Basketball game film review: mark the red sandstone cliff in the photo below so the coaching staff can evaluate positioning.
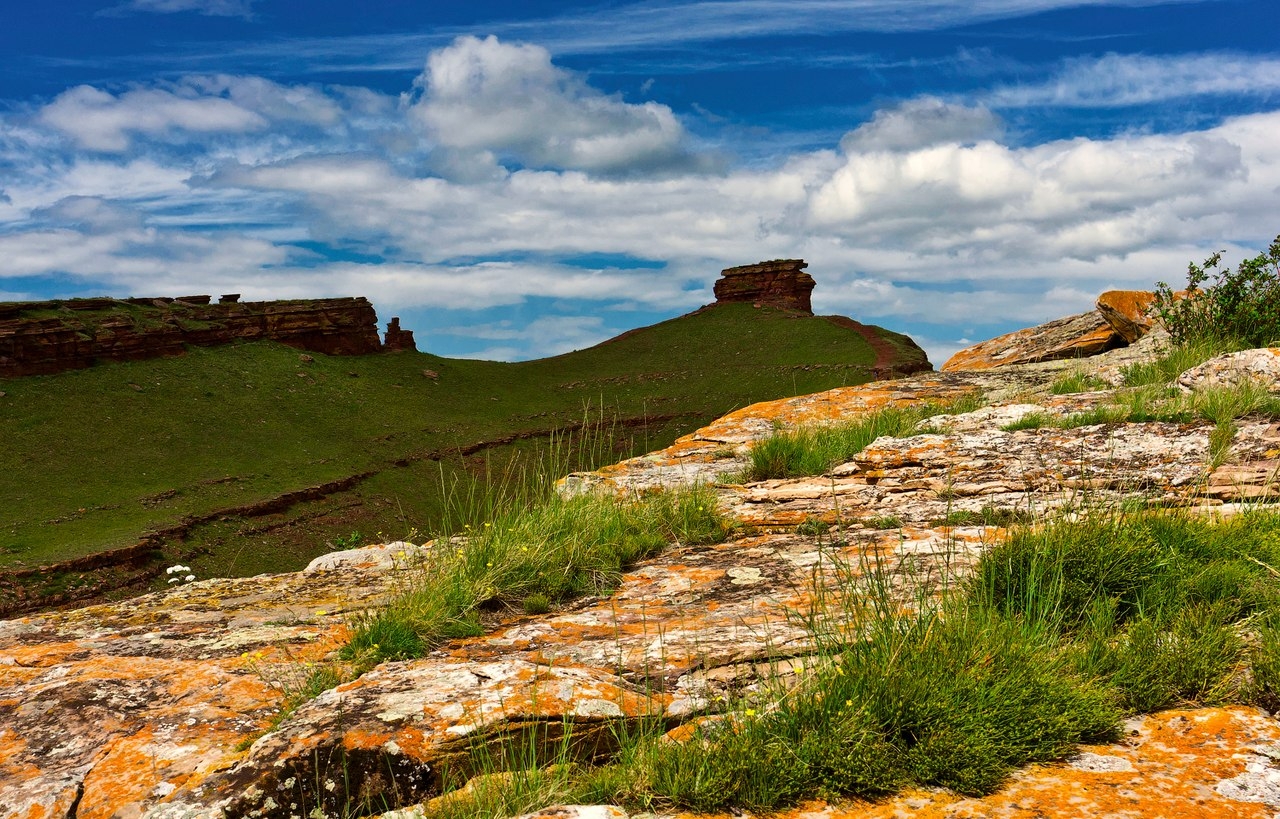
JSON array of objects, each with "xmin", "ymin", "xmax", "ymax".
[
  {"xmin": 0, "ymin": 296, "xmax": 385, "ymax": 378},
  {"xmin": 712, "ymin": 259, "xmax": 815, "ymax": 313}
]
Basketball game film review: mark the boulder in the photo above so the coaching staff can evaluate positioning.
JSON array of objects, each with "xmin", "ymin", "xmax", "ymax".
[
  {"xmin": 1096, "ymin": 289, "xmax": 1159, "ymax": 343},
  {"xmin": 941, "ymin": 310, "xmax": 1123, "ymax": 372},
  {"xmin": 1177, "ymin": 347, "xmax": 1280, "ymax": 394}
]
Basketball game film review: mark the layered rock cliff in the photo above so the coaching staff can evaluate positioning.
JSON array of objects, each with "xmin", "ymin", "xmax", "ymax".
[
  {"xmin": 5, "ymin": 297, "xmax": 1280, "ymax": 819},
  {"xmin": 712, "ymin": 259, "xmax": 816, "ymax": 313},
  {"xmin": 0, "ymin": 296, "xmax": 385, "ymax": 378}
]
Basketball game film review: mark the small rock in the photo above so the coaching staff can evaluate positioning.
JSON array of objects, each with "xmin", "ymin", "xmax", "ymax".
[
  {"xmin": 1177, "ymin": 348, "xmax": 1280, "ymax": 394},
  {"xmin": 129, "ymin": 383, "xmax": 143, "ymax": 392},
  {"xmin": 299, "ymin": 354, "xmax": 314, "ymax": 364},
  {"xmin": 422, "ymin": 369, "xmax": 439, "ymax": 379}
]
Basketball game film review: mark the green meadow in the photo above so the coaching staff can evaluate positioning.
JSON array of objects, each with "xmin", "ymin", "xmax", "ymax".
[{"xmin": 0, "ymin": 302, "xmax": 923, "ymax": 594}]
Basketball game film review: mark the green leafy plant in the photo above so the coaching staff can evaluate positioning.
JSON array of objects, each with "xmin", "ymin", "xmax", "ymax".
[{"xmin": 1154, "ymin": 234, "xmax": 1280, "ymax": 347}]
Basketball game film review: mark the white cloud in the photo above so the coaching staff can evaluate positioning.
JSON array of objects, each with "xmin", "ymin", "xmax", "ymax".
[
  {"xmin": 39, "ymin": 85, "xmax": 266, "ymax": 152},
  {"xmin": 100, "ymin": 0, "xmax": 254, "ymax": 18},
  {"xmin": 807, "ymin": 102, "xmax": 1257, "ymax": 261},
  {"xmin": 408, "ymin": 36, "xmax": 712, "ymax": 176},
  {"xmin": 840, "ymin": 97, "xmax": 1003, "ymax": 152},
  {"xmin": 989, "ymin": 52, "xmax": 1280, "ymax": 108},
  {"xmin": 34, "ymin": 76, "xmax": 357, "ymax": 153}
]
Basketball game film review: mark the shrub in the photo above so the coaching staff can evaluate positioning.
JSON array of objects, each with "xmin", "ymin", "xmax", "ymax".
[{"xmin": 1155, "ymin": 234, "xmax": 1280, "ymax": 347}]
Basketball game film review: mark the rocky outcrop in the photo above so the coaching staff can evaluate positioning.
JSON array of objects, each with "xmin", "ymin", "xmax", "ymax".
[
  {"xmin": 7, "ymin": 331, "xmax": 1280, "ymax": 818},
  {"xmin": 383, "ymin": 317, "xmax": 418, "ymax": 352},
  {"xmin": 1096, "ymin": 289, "xmax": 1160, "ymax": 343},
  {"xmin": 942, "ymin": 290, "xmax": 1173, "ymax": 372},
  {"xmin": 713, "ymin": 259, "xmax": 815, "ymax": 313},
  {"xmin": 0, "ymin": 297, "xmax": 385, "ymax": 378},
  {"xmin": 941, "ymin": 309, "xmax": 1123, "ymax": 371}
]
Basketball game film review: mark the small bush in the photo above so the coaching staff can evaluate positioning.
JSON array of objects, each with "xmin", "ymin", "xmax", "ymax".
[{"xmin": 1155, "ymin": 235, "xmax": 1280, "ymax": 348}]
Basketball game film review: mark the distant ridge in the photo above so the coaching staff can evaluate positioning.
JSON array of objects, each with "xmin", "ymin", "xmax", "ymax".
[{"xmin": 0, "ymin": 296, "xmax": 399, "ymax": 378}]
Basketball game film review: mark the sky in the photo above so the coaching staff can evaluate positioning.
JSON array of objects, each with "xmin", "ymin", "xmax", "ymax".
[{"xmin": 2, "ymin": 1, "xmax": 1278, "ymax": 364}]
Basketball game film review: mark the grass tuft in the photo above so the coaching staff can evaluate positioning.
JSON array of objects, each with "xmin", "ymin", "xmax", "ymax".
[{"xmin": 746, "ymin": 395, "xmax": 983, "ymax": 481}]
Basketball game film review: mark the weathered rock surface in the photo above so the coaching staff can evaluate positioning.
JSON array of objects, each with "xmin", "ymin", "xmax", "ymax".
[
  {"xmin": 6, "ymin": 325, "xmax": 1280, "ymax": 818},
  {"xmin": 941, "ymin": 309, "xmax": 1124, "ymax": 371},
  {"xmin": 0, "ymin": 297, "xmax": 384, "ymax": 378},
  {"xmin": 712, "ymin": 259, "xmax": 815, "ymax": 314},
  {"xmin": 1177, "ymin": 347, "xmax": 1280, "ymax": 394},
  {"xmin": 1096, "ymin": 289, "xmax": 1160, "ymax": 343}
]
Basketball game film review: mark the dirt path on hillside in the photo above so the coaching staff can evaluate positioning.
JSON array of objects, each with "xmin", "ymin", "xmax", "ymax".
[{"xmin": 822, "ymin": 315, "xmax": 926, "ymax": 373}]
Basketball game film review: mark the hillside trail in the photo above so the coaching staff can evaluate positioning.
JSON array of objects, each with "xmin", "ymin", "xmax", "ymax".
[{"xmin": 821, "ymin": 314, "xmax": 907, "ymax": 371}]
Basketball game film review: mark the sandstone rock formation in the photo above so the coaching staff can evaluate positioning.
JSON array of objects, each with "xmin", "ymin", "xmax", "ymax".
[
  {"xmin": 0, "ymin": 296, "xmax": 385, "ymax": 378},
  {"xmin": 941, "ymin": 309, "xmax": 1123, "ymax": 371},
  {"xmin": 6, "ymin": 314, "xmax": 1280, "ymax": 818},
  {"xmin": 942, "ymin": 289, "xmax": 1168, "ymax": 372},
  {"xmin": 712, "ymin": 259, "xmax": 815, "ymax": 313},
  {"xmin": 383, "ymin": 317, "xmax": 418, "ymax": 352},
  {"xmin": 1096, "ymin": 289, "xmax": 1159, "ymax": 343}
]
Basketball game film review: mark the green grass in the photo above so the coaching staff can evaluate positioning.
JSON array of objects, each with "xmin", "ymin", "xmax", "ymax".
[
  {"xmin": 1051, "ymin": 371, "xmax": 1109, "ymax": 394},
  {"xmin": 0, "ymin": 302, "xmax": 924, "ymax": 582},
  {"xmin": 342, "ymin": 484, "xmax": 731, "ymax": 667},
  {"xmin": 745, "ymin": 394, "xmax": 983, "ymax": 481},
  {"xmin": 434, "ymin": 508, "xmax": 1280, "ymax": 817}
]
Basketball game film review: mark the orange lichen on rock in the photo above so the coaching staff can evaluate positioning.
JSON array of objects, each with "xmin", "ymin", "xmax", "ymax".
[
  {"xmin": 942, "ymin": 310, "xmax": 1123, "ymax": 371},
  {"xmin": 1096, "ymin": 289, "xmax": 1159, "ymax": 343}
]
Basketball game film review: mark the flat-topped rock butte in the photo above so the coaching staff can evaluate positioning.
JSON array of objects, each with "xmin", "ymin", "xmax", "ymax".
[
  {"xmin": 0, "ymin": 296, "xmax": 419, "ymax": 379},
  {"xmin": 5, "ymin": 286, "xmax": 1280, "ymax": 818}
]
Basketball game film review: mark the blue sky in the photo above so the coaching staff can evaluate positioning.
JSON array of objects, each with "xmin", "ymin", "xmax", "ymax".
[{"xmin": 2, "ymin": 1, "xmax": 1278, "ymax": 363}]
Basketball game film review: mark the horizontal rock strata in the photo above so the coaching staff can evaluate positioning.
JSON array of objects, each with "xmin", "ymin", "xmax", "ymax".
[
  {"xmin": 712, "ymin": 259, "xmax": 816, "ymax": 314},
  {"xmin": 0, "ymin": 297, "xmax": 383, "ymax": 378}
]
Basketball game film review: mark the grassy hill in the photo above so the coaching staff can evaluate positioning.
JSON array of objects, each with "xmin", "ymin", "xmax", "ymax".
[{"xmin": 0, "ymin": 302, "xmax": 927, "ymax": 608}]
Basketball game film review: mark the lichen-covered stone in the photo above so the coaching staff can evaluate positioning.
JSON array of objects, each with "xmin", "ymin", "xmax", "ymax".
[
  {"xmin": 1096, "ymin": 289, "xmax": 1159, "ymax": 343},
  {"xmin": 8, "ymin": 341, "xmax": 1280, "ymax": 819},
  {"xmin": 941, "ymin": 310, "xmax": 1123, "ymax": 371},
  {"xmin": 1177, "ymin": 347, "xmax": 1280, "ymax": 394}
]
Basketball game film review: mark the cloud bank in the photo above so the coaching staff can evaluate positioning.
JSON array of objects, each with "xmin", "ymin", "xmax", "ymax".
[{"xmin": 2, "ymin": 37, "xmax": 1278, "ymax": 364}]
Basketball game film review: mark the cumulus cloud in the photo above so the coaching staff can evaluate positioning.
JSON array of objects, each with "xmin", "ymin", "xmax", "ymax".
[
  {"xmin": 840, "ymin": 97, "xmax": 1003, "ymax": 152},
  {"xmin": 408, "ymin": 35, "xmax": 712, "ymax": 176},
  {"xmin": 809, "ymin": 105, "xmax": 1253, "ymax": 260}
]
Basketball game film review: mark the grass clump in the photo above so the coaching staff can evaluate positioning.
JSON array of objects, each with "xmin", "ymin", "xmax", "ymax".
[
  {"xmin": 1051, "ymin": 371, "xmax": 1109, "ymax": 394},
  {"xmin": 571, "ymin": 509, "xmax": 1280, "ymax": 814},
  {"xmin": 342, "ymin": 484, "xmax": 730, "ymax": 668},
  {"xmin": 976, "ymin": 510, "xmax": 1280, "ymax": 712},
  {"xmin": 746, "ymin": 395, "xmax": 983, "ymax": 481}
]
